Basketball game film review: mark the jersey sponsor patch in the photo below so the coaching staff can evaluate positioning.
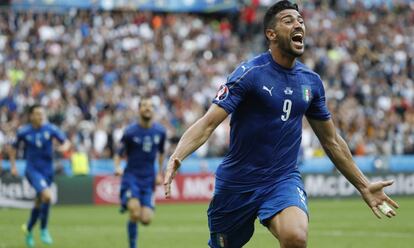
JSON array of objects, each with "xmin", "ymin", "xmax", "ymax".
[{"xmin": 215, "ymin": 85, "xmax": 229, "ymax": 101}]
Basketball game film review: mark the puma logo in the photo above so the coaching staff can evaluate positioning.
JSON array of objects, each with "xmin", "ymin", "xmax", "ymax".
[
  {"xmin": 241, "ymin": 65, "xmax": 247, "ymax": 71},
  {"xmin": 262, "ymin": 85, "xmax": 274, "ymax": 96}
]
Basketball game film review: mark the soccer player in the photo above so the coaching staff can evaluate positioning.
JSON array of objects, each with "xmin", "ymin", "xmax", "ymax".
[
  {"xmin": 9, "ymin": 104, "xmax": 70, "ymax": 248},
  {"xmin": 114, "ymin": 97, "xmax": 166, "ymax": 248},
  {"xmin": 164, "ymin": 1, "xmax": 399, "ymax": 248}
]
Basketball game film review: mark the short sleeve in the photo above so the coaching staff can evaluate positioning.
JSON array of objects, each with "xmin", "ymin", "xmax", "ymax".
[
  {"xmin": 50, "ymin": 124, "xmax": 66, "ymax": 143},
  {"xmin": 117, "ymin": 132, "xmax": 127, "ymax": 156},
  {"xmin": 305, "ymin": 77, "xmax": 331, "ymax": 120},
  {"xmin": 212, "ymin": 64, "xmax": 252, "ymax": 114},
  {"xmin": 12, "ymin": 128, "xmax": 24, "ymax": 148}
]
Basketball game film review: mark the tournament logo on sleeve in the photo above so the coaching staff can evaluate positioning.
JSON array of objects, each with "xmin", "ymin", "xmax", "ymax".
[{"xmin": 215, "ymin": 85, "xmax": 229, "ymax": 102}]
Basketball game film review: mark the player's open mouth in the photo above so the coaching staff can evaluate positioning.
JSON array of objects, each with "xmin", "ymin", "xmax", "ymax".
[{"xmin": 291, "ymin": 33, "xmax": 304, "ymax": 47}]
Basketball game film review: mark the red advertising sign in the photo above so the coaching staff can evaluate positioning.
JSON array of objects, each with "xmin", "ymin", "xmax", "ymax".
[
  {"xmin": 93, "ymin": 176, "xmax": 121, "ymax": 204},
  {"xmin": 155, "ymin": 173, "xmax": 215, "ymax": 203},
  {"xmin": 93, "ymin": 174, "xmax": 215, "ymax": 205}
]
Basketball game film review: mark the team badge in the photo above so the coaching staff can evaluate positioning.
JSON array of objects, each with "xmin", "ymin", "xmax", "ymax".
[
  {"xmin": 40, "ymin": 179, "xmax": 47, "ymax": 187},
  {"xmin": 126, "ymin": 190, "xmax": 132, "ymax": 198},
  {"xmin": 215, "ymin": 85, "xmax": 229, "ymax": 101},
  {"xmin": 284, "ymin": 87, "xmax": 293, "ymax": 95},
  {"xmin": 44, "ymin": 131, "xmax": 50, "ymax": 140},
  {"xmin": 154, "ymin": 135, "xmax": 160, "ymax": 144},
  {"xmin": 216, "ymin": 233, "xmax": 227, "ymax": 248},
  {"xmin": 301, "ymin": 85, "xmax": 312, "ymax": 102}
]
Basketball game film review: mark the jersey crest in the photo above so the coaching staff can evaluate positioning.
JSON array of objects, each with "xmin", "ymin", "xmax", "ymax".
[
  {"xmin": 154, "ymin": 134, "xmax": 160, "ymax": 145},
  {"xmin": 302, "ymin": 85, "xmax": 312, "ymax": 102}
]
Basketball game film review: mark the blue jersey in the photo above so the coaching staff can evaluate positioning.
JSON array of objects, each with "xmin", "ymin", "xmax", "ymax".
[
  {"xmin": 13, "ymin": 123, "xmax": 66, "ymax": 176},
  {"xmin": 119, "ymin": 122, "xmax": 166, "ymax": 186},
  {"xmin": 212, "ymin": 51, "xmax": 331, "ymax": 193}
]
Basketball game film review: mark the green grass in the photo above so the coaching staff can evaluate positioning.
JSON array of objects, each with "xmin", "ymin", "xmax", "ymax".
[{"xmin": 1, "ymin": 198, "xmax": 414, "ymax": 248}]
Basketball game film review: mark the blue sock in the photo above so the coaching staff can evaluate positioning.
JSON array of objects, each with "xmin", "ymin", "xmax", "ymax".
[
  {"xmin": 27, "ymin": 207, "xmax": 40, "ymax": 231},
  {"xmin": 128, "ymin": 221, "xmax": 138, "ymax": 248},
  {"xmin": 40, "ymin": 203, "xmax": 50, "ymax": 230}
]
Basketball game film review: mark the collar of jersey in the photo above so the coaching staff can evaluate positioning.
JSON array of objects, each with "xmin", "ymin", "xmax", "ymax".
[{"xmin": 266, "ymin": 51, "xmax": 298, "ymax": 74}]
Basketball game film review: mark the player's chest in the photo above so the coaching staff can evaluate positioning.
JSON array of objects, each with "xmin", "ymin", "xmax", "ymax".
[
  {"xmin": 24, "ymin": 130, "xmax": 51, "ymax": 148},
  {"xmin": 251, "ymin": 75, "xmax": 313, "ymax": 118},
  {"xmin": 129, "ymin": 132, "xmax": 161, "ymax": 153}
]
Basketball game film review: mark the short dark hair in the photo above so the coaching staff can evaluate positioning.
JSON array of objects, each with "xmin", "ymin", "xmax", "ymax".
[
  {"xmin": 28, "ymin": 104, "xmax": 42, "ymax": 114},
  {"xmin": 263, "ymin": 1, "xmax": 299, "ymax": 40},
  {"xmin": 138, "ymin": 96, "xmax": 153, "ymax": 108}
]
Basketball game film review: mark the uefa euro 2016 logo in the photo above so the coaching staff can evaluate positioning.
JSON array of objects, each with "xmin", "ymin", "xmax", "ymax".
[{"xmin": 215, "ymin": 85, "xmax": 229, "ymax": 101}]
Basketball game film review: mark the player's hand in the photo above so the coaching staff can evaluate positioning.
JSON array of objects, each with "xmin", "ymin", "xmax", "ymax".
[
  {"xmin": 163, "ymin": 157, "xmax": 181, "ymax": 198},
  {"xmin": 156, "ymin": 172, "xmax": 163, "ymax": 186},
  {"xmin": 114, "ymin": 167, "xmax": 123, "ymax": 177},
  {"xmin": 56, "ymin": 145, "xmax": 65, "ymax": 153},
  {"xmin": 56, "ymin": 141, "xmax": 71, "ymax": 153},
  {"xmin": 11, "ymin": 166, "xmax": 18, "ymax": 177},
  {"xmin": 360, "ymin": 180, "xmax": 399, "ymax": 219}
]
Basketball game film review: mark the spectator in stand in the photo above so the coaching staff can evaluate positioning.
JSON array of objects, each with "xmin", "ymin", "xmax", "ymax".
[{"xmin": 0, "ymin": 2, "xmax": 413, "ymax": 164}]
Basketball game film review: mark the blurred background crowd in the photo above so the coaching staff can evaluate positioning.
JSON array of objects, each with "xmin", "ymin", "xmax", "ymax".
[{"xmin": 0, "ymin": 0, "xmax": 413, "ymax": 162}]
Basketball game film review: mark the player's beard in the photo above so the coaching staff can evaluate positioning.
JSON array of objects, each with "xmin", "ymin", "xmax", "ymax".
[
  {"xmin": 31, "ymin": 117, "xmax": 44, "ymax": 128},
  {"xmin": 140, "ymin": 112, "xmax": 152, "ymax": 123},
  {"xmin": 278, "ymin": 35, "xmax": 304, "ymax": 58}
]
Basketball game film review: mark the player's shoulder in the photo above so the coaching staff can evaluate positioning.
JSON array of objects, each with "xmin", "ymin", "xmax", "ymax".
[
  {"xmin": 296, "ymin": 61, "xmax": 323, "ymax": 84},
  {"xmin": 229, "ymin": 52, "xmax": 272, "ymax": 82},
  {"xmin": 44, "ymin": 123, "xmax": 61, "ymax": 131},
  {"xmin": 152, "ymin": 122, "xmax": 166, "ymax": 134},
  {"xmin": 17, "ymin": 124, "xmax": 32, "ymax": 135},
  {"xmin": 124, "ymin": 122, "xmax": 138, "ymax": 135}
]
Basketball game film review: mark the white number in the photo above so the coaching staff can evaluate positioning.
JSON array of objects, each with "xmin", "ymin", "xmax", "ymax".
[
  {"xmin": 142, "ymin": 136, "xmax": 152, "ymax": 153},
  {"xmin": 281, "ymin": 99, "xmax": 292, "ymax": 121}
]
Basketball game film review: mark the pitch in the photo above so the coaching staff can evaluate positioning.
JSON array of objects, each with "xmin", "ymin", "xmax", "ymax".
[{"xmin": 1, "ymin": 198, "xmax": 413, "ymax": 248}]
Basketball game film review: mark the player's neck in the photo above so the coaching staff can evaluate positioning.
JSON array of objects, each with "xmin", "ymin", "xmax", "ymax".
[
  {"xmin": 31, "ymin": 123, "xmax": 43, "ymax": 129},
  {"xmin": 138, "ymin": 118, "xmax": 152, "ymax": 129},
  {"xmin": 269, "ymin": 47, "xmax": 296, "ymax": 69}
]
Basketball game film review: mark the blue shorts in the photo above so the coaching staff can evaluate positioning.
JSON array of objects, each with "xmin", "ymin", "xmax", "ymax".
[
  {"xmin": 25, "ymin": 170, "xmax": 53, "ymax": 196},
  {"xmin": 119, "ymin": 173, "xmax": 155, "ymax": 212},
  {"xmin": 207, "ymin": 174, "xmax": 308, "ymax": 248}
]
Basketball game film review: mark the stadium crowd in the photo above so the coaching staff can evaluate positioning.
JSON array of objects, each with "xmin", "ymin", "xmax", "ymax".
[{"xmin": 0, "ymin": 1, "xmax": 413, "ymax": 163}]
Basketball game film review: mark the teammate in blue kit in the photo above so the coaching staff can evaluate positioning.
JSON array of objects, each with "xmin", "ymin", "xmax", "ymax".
[
  {"xmin": 9, "ymin": 104, "xmax": 70, "ymax": 247},
  {"xmin": 114, "ymin": 97, "xmax": 166, "ymax": 248},
  {"xmin": 164, "ymin": 1, "xmax": 399, "ymax": 248}
]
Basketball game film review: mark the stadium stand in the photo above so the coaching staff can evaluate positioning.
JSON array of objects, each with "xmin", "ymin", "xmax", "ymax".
[{"xmin": 0, "ymin": 0, "xmax": 413, "ymax": 167}]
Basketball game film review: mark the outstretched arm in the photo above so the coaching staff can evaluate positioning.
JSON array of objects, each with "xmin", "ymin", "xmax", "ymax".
[
  {"xmin": 8, "ymin": 145, "xmax": 19, "ymax": 176},
  {"xmin": 156, "ymin": 153, "xmax": 165, "ymax": 185},
  {"xmin": 113, "ymin": 154, "xmax": 123, "ymax": 176},
  {"xmin": 164, "ymin": 104, "xmax": 228, "ymax": 197},
  {"xmin": 56, "ymin": 140, "xmax": 71, "ymax": 153},
  {"xmin": 307, "ymin": 117, "xmax": 399, "ymax": 218}
]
